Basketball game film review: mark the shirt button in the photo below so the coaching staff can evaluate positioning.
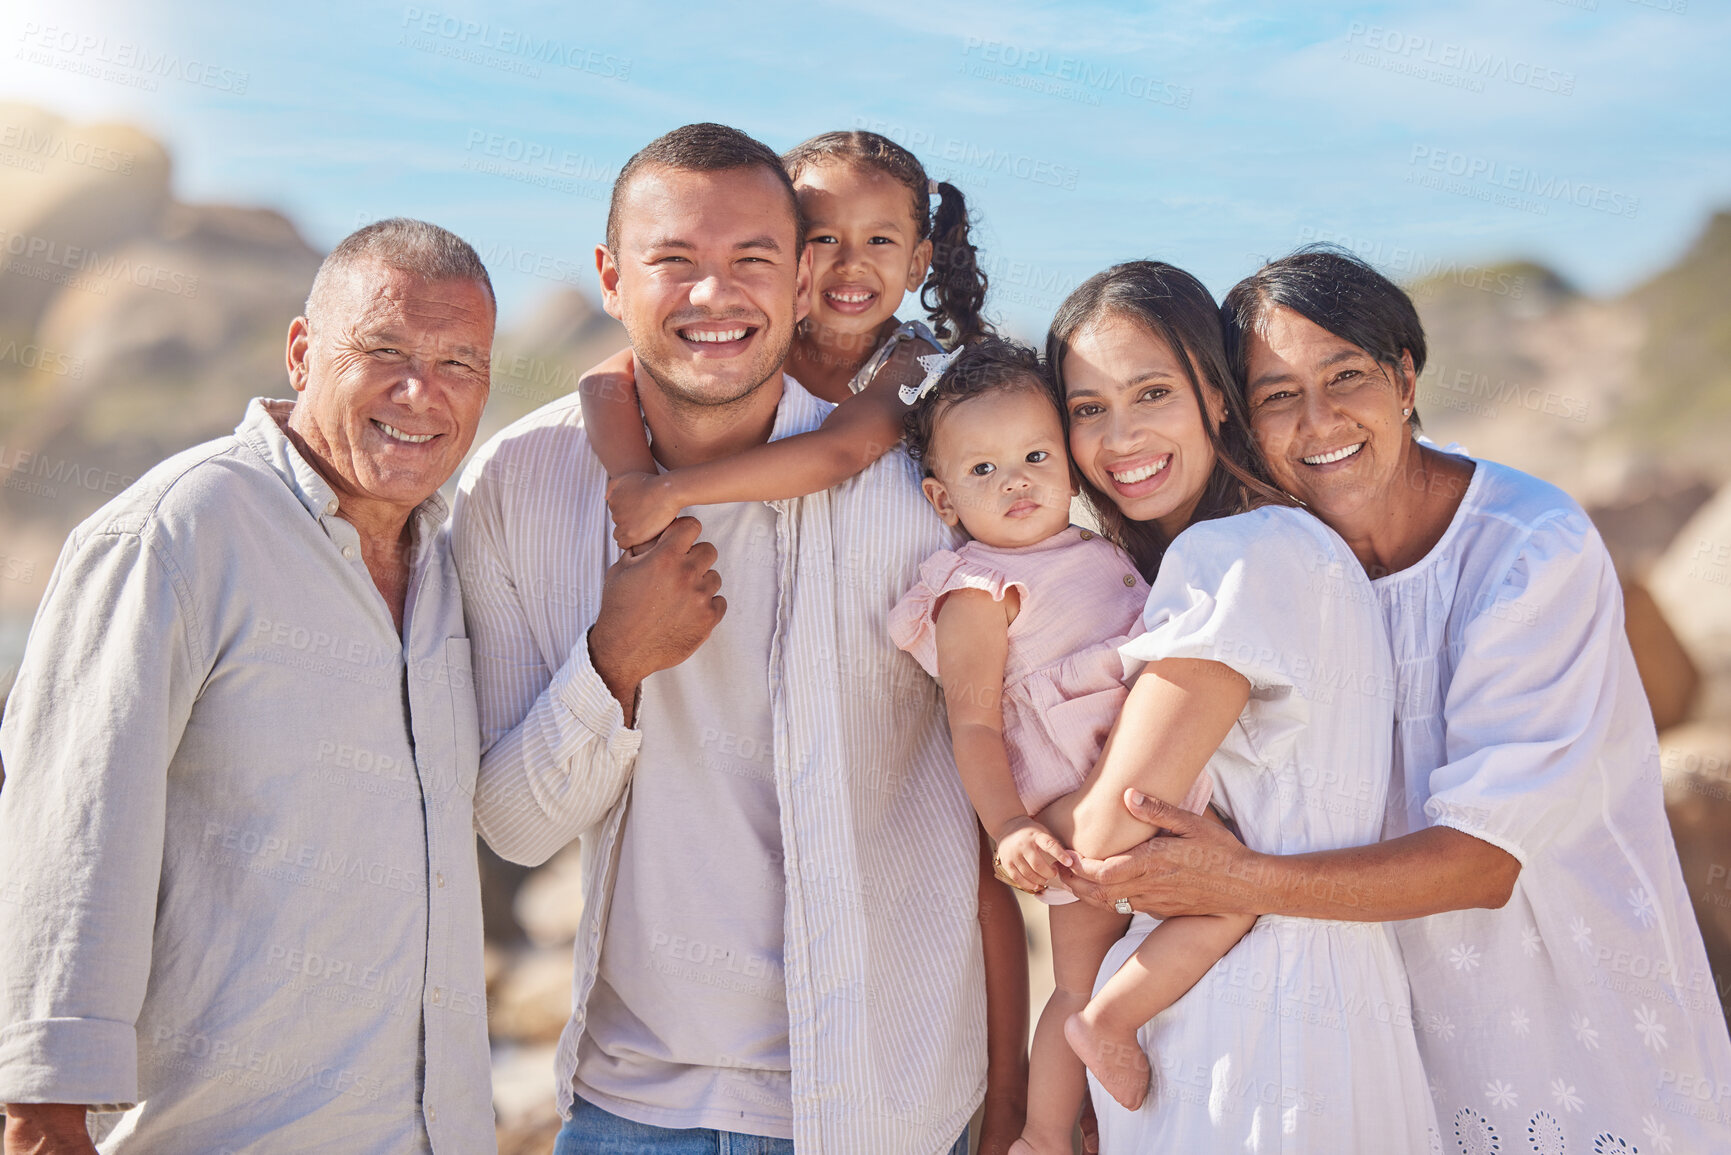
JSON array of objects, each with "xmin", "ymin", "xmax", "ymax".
[
  {"xmin": 426, "ymin": 1105, "xmax": 437, "ymax": 1123},
  {"xmin": 431, "ymin": 987, "xmax": 443, "ymax": 1005},
  {"xmin": 1123, "ymin": 574, "xmax": 1136, "ymax": 587},
  {"xmin": 323, "ymin": 499, "xmax": 338, "ymax": 516},
  {"xmin": 436, "ymin": 872, "xmax": 446, "ymax": 888},
  {"xmin": 342, "ymin": 545, "xmax": 356, "ymax": 560},
  {"xmin": 1079, "ymin": 529, "xmax": 1093, "ymax": 540}
]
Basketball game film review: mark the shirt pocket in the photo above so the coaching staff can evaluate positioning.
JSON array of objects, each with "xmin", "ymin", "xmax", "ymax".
[{"xmin": 445, "ymin": 636, "xmax": 480, "ymax": 796}]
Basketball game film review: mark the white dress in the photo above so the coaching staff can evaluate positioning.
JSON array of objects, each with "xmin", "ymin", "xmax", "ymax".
[
  {"xmin": 1376, "ymin": 458, "xmax": 1731, "ymax": 1155},
  {"xmin": 1096, "ymin": 506, "xmax": 1439, "ymax": 1153}
]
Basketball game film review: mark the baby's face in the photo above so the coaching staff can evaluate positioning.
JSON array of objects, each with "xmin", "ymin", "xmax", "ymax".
[{"xmin": 921, "ymin": 384, "xmax": 1077, "ymax": 549}]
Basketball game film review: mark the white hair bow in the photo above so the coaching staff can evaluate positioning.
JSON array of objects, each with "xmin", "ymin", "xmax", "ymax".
[{"xmin": 899, "ymin": 346, "xmax": 964, "ymax": 406}]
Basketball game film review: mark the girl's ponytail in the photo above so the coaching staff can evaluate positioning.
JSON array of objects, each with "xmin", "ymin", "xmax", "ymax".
[{"xmin": 923, "ymin": 182, "xmax": 994, "ymax": 346}]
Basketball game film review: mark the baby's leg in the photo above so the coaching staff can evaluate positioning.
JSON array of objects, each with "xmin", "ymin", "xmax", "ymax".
[
  {"xmin": 1012, "ymin": 901, "xmax": 1128, "ymax": 1155},
  {"xmin": 1067, "ymin": 906, "xmax": 1257, "ymax": 1110}
]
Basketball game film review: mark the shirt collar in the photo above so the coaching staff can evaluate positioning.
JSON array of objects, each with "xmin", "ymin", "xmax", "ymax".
[
  {"xmin": 768, "ymin": 374, "xmax": 829, "ymax": 443},
  {"xmin": 234, "ymin": 397, "xmax": 450, "ymax": 537}
]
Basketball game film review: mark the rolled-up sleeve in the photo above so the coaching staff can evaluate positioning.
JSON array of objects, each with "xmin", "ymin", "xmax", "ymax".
[
  {"xmin": 453, "ymin": 450, "xmax": 641, "ymax": 868},
  {"xmin": 1425, "ymin": 510, "xmax": 1617, "ymax": 866},
  {"xmin": 0, "ymin": 525, "xmax": 203, "ymax": 1106}
]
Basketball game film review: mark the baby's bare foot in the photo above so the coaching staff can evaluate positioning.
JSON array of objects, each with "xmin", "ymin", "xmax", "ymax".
[
  {"xmin": 1064, "ymin": 1011, "xmax": 1152, "ymax": 1111},
  {"xmin": 1009, "ymin": 1137, "xmax": 1068, "ymax": 1155}
]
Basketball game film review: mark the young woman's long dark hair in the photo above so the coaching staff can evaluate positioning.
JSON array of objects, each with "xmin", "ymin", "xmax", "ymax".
[
  {"xmin": 782, "ymin": 131, "xmax": 994, "ymax": 346},
  {"xmin": 1046, "ymin": 260, "xmax": 1290, "ymax": 579}
]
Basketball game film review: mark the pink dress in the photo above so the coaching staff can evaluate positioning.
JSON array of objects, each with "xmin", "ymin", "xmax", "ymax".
[{"xmin": 890, "ymin": 526, "xmax": 1212, "ymax": 849}]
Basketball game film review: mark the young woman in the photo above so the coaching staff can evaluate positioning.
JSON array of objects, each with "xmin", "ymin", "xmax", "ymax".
[{"xmin": 1039, "ymin": 260, "xmax": 1438, "ymax": 1152}]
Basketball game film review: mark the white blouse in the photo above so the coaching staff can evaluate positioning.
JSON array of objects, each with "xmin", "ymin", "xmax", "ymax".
[{"xmin": 1377, "ymin": 457, "xmax": 1731, "ymax": 1154}]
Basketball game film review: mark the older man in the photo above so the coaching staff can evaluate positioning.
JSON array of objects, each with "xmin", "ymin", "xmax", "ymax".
[
  {"xmin": 454, "ymin": 124, "xmax": 991, "ymax": 1154},
  {"xmin": 0, "ymin": 219, "xmax": 496, "ymax": 1153}
]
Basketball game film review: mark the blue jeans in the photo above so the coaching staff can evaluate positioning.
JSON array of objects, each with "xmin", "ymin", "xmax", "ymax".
[{"xmin": 554, "ymin": 1095, "xmax": 971, "ymax": 1154}]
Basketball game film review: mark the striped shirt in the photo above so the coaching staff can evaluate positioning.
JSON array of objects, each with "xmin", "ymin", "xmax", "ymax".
[{"xmin": 452, "ymin": 376, "xmax": 987, "ymax": 1154}]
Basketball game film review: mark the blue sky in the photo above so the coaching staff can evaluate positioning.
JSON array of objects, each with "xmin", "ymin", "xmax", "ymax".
[{"xmin": 4, "ymin": 0, "xmax": 1726, "ymax": 338}]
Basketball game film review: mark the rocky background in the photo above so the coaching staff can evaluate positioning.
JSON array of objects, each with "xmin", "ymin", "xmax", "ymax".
[{"xmin": 2, "ymin": 107, "xmax": 1729, "ymax": 1150}]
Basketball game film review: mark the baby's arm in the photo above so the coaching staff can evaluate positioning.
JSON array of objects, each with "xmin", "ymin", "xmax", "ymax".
[
  {"xmin": 577, "ymin": 347, "xmax": 658, "ymax": 477},
  {"xmin": 933, "ymin": 587, "xmax": 1073, "ymax": 894},
  {"xmin": 605, "ymin": 339, "xmax": 923, "ymax": 547}
]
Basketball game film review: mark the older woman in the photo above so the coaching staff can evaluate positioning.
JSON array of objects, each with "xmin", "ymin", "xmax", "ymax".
[
  {"xmin": 1038, "ymin": 261, "xmax": 1436, "ymax": 1151},
  {"xmin": 1067, "ymin": 248, "xmax": 1731, "ymax": 1153}
]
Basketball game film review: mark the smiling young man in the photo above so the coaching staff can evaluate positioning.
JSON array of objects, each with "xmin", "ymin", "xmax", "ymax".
[
  {"xmin": 454, "ymin": 124, "xmax": 987, "ymax": 1154},
  {"xmin": 0, "ymin": 219, "xmax": 498, "ymax": 1153}
]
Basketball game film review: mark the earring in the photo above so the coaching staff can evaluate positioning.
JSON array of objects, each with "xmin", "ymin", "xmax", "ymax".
[{"xmin": 1402, "ymin": 408, "xmax": 1412, "ymax": 417}]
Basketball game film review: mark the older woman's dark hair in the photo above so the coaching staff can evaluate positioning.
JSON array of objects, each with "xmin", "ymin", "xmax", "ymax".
[
  {"xmin": 1046, "ymin": 261, "xmax": 1290, "ymax": 579},
  {"xmin": 902, "ymin": 337, "xmax": 1053, "ymax": 470},
  {"xmin": 1221, "ymin": 245, "xmax": 1427, "ymax": 428}
]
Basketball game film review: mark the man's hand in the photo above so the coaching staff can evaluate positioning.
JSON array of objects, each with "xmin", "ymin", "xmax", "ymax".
[
  {"xmin": 606, "ymin": 472, "xmax": 684, "ymax": 550},
  {"xmin": 990, "ymin": 816, "xmax": 1072, "ymax": 895},
  {"xmin": 1062, "ymin": 790, "xmax": 1260, "ymax": 917},
  {"xmin": 587, "ymin": 516, "xmax": 725, "ymax": 722},
  {"xmin": 4, "ymin": 1104, "xmax": 97, "ymax": 1155}
]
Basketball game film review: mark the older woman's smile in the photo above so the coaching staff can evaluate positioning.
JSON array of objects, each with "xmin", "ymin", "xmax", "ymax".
[{"xmin": 1299, "ymin": 441, "xmax": 1366, "ymax": 467}]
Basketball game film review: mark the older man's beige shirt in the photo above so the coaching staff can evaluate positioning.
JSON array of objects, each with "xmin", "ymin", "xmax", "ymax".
[
  {"xmin": 0, "ymin": 399, "xmax": 493, "ymax": 1153},
  {"xmin": 454, "ymin": 377, "xmax": 987, "ymax": 1155}
]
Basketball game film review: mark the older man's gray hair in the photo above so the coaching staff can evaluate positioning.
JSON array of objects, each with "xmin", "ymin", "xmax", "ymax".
[{"xmin": 305, "ymin": 216, "xmax": 494, "ymax": 321}]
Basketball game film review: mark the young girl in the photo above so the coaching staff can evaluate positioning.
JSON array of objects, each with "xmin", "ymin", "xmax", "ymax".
[
  {"xmin": 579, "ymin": 129, "xmax": 993, "ymax": 545},
  {"xmin": 888, "ymin": 338, "xmax": 1256, "ymax": 1155}
]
